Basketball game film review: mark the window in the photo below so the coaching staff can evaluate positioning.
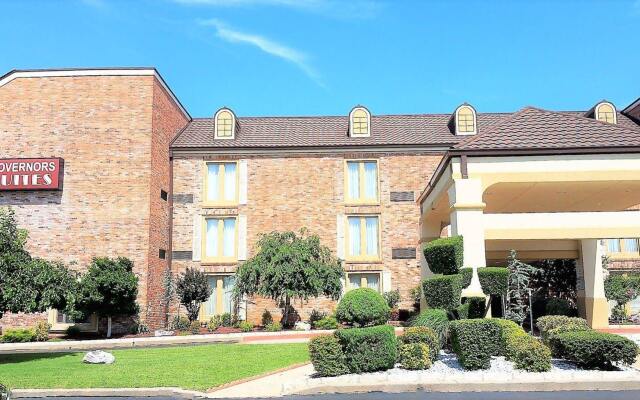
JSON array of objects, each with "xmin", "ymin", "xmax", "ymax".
[
  {"xmin": 349, "ymin": 107, "xmax": 370, "ymax": 137},
  {"xmin": 345, "ymin": 160, "xmax": 378, "ymax": 204},
  {"xmin": 347, "ymin": 272, "xmax": 381, "ymax": 292},
  {"xmin": 346, "ymin": 216, "xmax": 380, "ymax": 261},
  {"xmin": 159, "ymin": 249, "xmax": 166, "ymax": 259},
  {"xmin": 48, "ymin": 309, "xmax": 97, "ymax": 332},
  {"xmin": 455, "ymin": 104, "xmax": 476, "ymax": 135},
  {"xmin": 200, "ymin": 275, "xmax": 236, "ymax": 320},
  {"xmin": 595, "ymin": 102, "xmax": 616, "ymax": 124},
  {"xmin": 202, "ymin": 217, "xmax": 237, "ymax": 262},
  {"xmin": 204, "ymin": 162, "xmax": 238, "ymax": 206},
  {"xmin": 215, "ymin": 108, "xmax": 235, "ymax": 139},
  {"xmin": 605, "ymin": 238, "xmax": 640, "ymax": 259},
  {"xmin": 160, "ymin": 190, "xmax": 168, "ymax": 201}
]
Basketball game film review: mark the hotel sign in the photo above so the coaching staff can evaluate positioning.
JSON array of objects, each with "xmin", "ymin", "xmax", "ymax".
[{"xmin": 0, "ymin": 158, "xmax": 64, "ymax": 191}]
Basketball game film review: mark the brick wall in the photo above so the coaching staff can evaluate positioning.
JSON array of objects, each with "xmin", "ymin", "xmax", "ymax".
[
  {"xmin": 0, "ymin": 73, "xmax": 187, "ymax": 331},
  {"xmin": 171, "ymin": 151, "xmax": 443, "ymax": 324}
]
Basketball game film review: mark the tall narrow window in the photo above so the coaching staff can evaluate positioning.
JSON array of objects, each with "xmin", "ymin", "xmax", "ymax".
[
  {"xmin": 205, "ymin": 162, "xmax": 238, "ymax": 205},
  {"xmin": 202, "ymin": 275, "xmax": 236, "ymax": 319},
  {"xmin": 346, "ymin": 216, "xmax": 380, "ymax": 261},
  {"xmin": 349, "ymin": 107, "xmax": 371, "ymax": 137},
  {"xmin": 595, "ymin": 102, "xmax": 616, "ymax": 124},
  {"xmin": 345, "ymin": 160, "xmax": 378, "ymax": 204},
  {"xmin": 203, "ymin": 217, "xmax": 237, "ymax": 261},
  {"xmin": 455, "ymin": 105, "xmax": 477, "ymax": 135},
  {"xmin": 215, "ymin": 108, "xmax": 236, "ymax": 139}
]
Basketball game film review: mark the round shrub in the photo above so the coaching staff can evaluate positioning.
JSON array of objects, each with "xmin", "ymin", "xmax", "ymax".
[
  {"xmin": 536, "ymin": 315, "xmax": 589, "ymax": 343},
  {"xmin": 399, "ymin": 343, "xmax": 432, "ymax": 370},
  {"xmin": 423, "ymin": 236, "xmax": 463, "ymax": 275},
  {"xmin": 410, "ymin": 308, "xmax": 450, "ymax": 345},
  {"xmin": 309, "ymin": 335, "xmax": 349, "ymax": 377},
  {"xmin": 450, "ymin": 319, "xmax": 502, "ymax": 370},
  {"xmin": 334, "ymin": 324, "xmax": 397, "ymax": 373},
  {"xmin": 422, "ymin": 274, "xmax": 463, "ymax": 310},
  {"xmin": 553, "ymin": 330, "xmax": 638, "ymax": 369},
  {"xmin": 34, "ymin": 321, "xmax": 51, "ymax": 342},
  {"xmin": 189, "ymin": 320, "xmax": 201, "ymax": 334},
  {"xmin": 335, "ymin": 288, "xmax": 390, "ymax": 327},
  {"xmin": 399, "ymin": 326, "xmax": 440, "ymax": 362},
  {"xmin": 314, "ymin": 315, "xmax": 339, "ymax": 330},
  {"xmin": 545, "ymin": 298, "xmax": 576, "ymax": 317},
  {"xmin": 265, "ymin": 321, "xmax": 283, "ymax": 332},
  {"xmin": 207, "ymin": 316, "xmax": 221, "ymax": 332},
  {"xmin": 510, "ymin": 336, "xmax": 552, "ymax": 372},
  {"xmin": 238, "ymin": 321, "xmax": 254, "ymax": 332}
]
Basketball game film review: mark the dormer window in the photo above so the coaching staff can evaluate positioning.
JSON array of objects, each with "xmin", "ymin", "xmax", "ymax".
[
  {"xmin": 595, "ymin": 101, "xmax": 616, "ymax": 124},
  {"xmin": 454, "ymin": 104, "xmax": 477, "ymax": 135},
  {"xmin": 215, "ymin": 108, "xmax": 236, "ymax": 139},
  {"xmin": 349, "ymin": 106, "xmax": 371, "ymax": 137}
]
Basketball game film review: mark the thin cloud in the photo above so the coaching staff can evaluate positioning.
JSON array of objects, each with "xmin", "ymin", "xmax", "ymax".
[
  {"xmin": 201, "ymin": 19, "xmax": 324, "ymax": 87},
  {"xmin": 175, "ymin": 0, "xmax": 381, "ymax": 19}
]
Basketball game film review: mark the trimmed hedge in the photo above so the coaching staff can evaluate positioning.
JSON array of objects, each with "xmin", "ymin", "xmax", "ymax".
[
  {"xmin": 494, "ymin": 319, "xmax": 551, "ymax": 372},
  {"xmin": 399, "ymin": 343, "xmax": 432, "ymax": 370},
  {"xmin": 537, "ymin": 315, "xmax": 589, "ymax": 343},
  {"xmin": 335, "ymin": 288, "xmax": 390, "ymax": 327},
  {"xmin": 314, "ymin": 315, "xmax": 339, "ymax": 330},
  {"xmin": 478, "ymin": 267, "xmax": 509, "ymax": 296},
  {"xmin": 335, "ymin": 324, "xmax": 397, "ymax": 373},
  {"xmin": 466, "ymin": 297, "xmax": 486, "ymax": 319},
  {"xmin": 399, "ymin": 326, "xmax": 440, "ymax": 362},
  {"xmin": 450, "ymin": 319, "xmax": 501, "ymax": 370},
  {"xmin": 455, "ymin": 303, "xmax": 469, "ymax": 319},
  {"xmin": 422, "ymin": 274, "xmax": 463, "ymax": 310},
  {"xmin": 0, "ymin": 328, "xmax": 36, "ymax": 343},
  {"xmin": 423, "ymin": 236, "xmax": 463, "ymax": 275},
  {"xmin": 552, "ymin": 330, "xmax": 638, "ymax": 369},
  {"xmin": 410, "ymin": 308, "xmax": 450, "ymax": 345},
  {"xmin": 309, "ymin": 335, "xmax": 349, "ymax": 377}
]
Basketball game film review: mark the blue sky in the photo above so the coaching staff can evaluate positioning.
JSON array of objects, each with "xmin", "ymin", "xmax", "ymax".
[{"xmin": 1, "ymin": 0, "xmax": 639, "ymax": 117}]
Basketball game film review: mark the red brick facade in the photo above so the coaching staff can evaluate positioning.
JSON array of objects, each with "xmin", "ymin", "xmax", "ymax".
[{"xmin": 0, "ymin": 71, "xmax": 188, "ymax": 331}]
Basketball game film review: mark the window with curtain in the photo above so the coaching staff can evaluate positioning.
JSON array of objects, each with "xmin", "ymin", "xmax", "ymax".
[
  {"xmin": 205, "ymin": 162, "xmax": 237, "ymax": 205},
  {"xmin": 605, "ymin": 238, "xmax": 640, "ymax": 258},
  {"xmin": 348, "ymin": 273, "xmax": 380, "ymax": 292},
  {"xmin": 346, "ymin": 216, "xmax": 380, "ymax": 260},
  {"xmin": 345, "ymin": 160, "xmax": 378, "ymax": 203},
  {"xmin": 203, "ymin": 275, "xmax": 236, "ymax": 318},
  {"xmin": 203, "ymin": 217, "xmax": 236, "ymax": 261}
]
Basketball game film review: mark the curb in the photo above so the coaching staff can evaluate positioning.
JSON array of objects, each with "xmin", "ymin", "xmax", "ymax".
[{"xmin": 10, "ymin": 387, "xmax": 205, "ymax": 399}]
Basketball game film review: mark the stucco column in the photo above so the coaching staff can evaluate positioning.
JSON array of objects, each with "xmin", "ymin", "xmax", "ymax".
[
  {"xmin": 579, "ymin": 239, "xmax": 609, "ymax": 328},
  {"xmin": 448, "ymin": 178, "xmax": 486, "ymax": 297},
  {"xmin": 419, "ymin": 215, "xmax": 445, "ymax": 310}
]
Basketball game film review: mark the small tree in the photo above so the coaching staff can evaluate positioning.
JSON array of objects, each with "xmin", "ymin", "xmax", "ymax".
[
  {"xmin": 77, "ymin": 257, "xmax": 139, "ymax": 337},
  {"xmin": 505, "ymin": 250, "xmax": 538, "ymax": 327},
  {"xmin": 176, "ymin": 268, "xmax": 212, "ymax": 322},
  {"xmin": 234, "ymin": 229, "xmax": 344, "ymax": 327},
  {"xmin": 0, "ymin": 207, "xmax": 77, "ymax": 319}
]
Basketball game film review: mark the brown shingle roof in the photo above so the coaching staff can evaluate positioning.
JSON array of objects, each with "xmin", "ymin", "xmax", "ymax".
[
  {"xmin": 454, "ymin": 107, "xmax": 640, "ymax": 151},
  {"xmin": 171, "ymin": 109, "xmax": 640, "ymax": 150}
]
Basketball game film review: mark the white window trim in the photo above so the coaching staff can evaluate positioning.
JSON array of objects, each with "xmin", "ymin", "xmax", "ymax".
[
  {"xmin": 346, "ymin": 271, "xmax": 382, "ymax": 292},
  {"xmin": 595, "ymin": 101, "xmax": 617, "ymax": 124},
  {"xmin": 454, "ymin": 104, "xmax": 477, "ymax": 136},
  {"xmin": 349, "ymin": 106, "xmax": 371, "ymax": 137},
  {"xmin": 214, "ymin": 108, "xmax": 236, "ymax": 140}
]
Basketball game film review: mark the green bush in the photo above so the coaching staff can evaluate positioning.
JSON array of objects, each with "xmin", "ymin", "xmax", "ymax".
[
  {"xmin": 34, "ymin": 321, "xmax": 51, "ymax": 342},
  {"xmin": 335, "ymin": 288, "xmax": 390, "ymax": 327},
  {"xmin": 65, "ymin": 325, "xmax": 81, "ymax": 338},
  {"xmin": 314, "ymin": 315, "xmax": 339, "ymax": 330},
  {"xmin": 410, "ymin": 308, "xmax": 450, "ymax": 345},
  {"xmin": 265, "ymin": 321, "xmax": 283, "ymax": 332},
  {"xmin": 422, "ymin": 274, "xmax": 462, "ymax": 310},
  {"xmin": 466, "ymin": 297, "xmax": 486, "ymax": 319},
  {"xmin": 460, "ymin": 268, "xmax": 472, "ymax": 288},
  {"xmin": 494, "ymin": 319, "xmax": 551, "ymax": 372},
  {"xmin": 399, "ymin": 343, "xmax": 432, "ymax": 370},
  {"xmin": 399, "ymin": 326, "xmax": 440, "ymax": 362},
  {"xmin": 335, "ymin": 325, "xmax": 397, "ymax": 373},
  {"xmin": 450, "ymin": 319, "xmax": 501, "ymax": 370},
  {"xmin": 604, "ymin": 274, "xmax": 640, "ymax": 306},
  {"xmin": 553, "ymin": 330, "xmax": 638, "ymax": 369},
  {"xmin": 189, "ymin": 320, "xmax": 201, "ymax": 334},
  {"xmin": 309, "ymin": 335, "xmax": 349, "ymax": 376},
  {"xmin": 1, "ymin": 328, "xmax": 36, "ymax": 343},
  {"xmin": 536, "ymin": 315, "xmax": 589, "ymax": 343},
  {"xmin": 455, "ymin": 303, "xmax": 469, "ymax": 319},
  {"xmin": 309, "ymin": 309, "xmax": 327, "ymax": 328},
  {"xmin": 261, "ymin": 310, "xmax": 273, "ymax": 326},
  {"xmin": 207, "ymin": 316, "xmax": 221, "ymax": 332},
  {"xmin": 478, "ymin": 267, "xmax": 509, "ymax": 296},
  {"xmin": 383, "ymin": 289, "xmax": 400, "ymax": 309},
  {"xmin": 220, "ymin": 312, "xmax": 233, "ymax": 327},
  {"xmin": 423, "ymin": 236, "xmax": 463, "ymax": 275},
  {"xmin": 238, "ymin": 321, "xmax": 254, "ymax": 332},
  {"xmin": 170, "ymin": 315, "xmax": 191, "ymax": 331},
  {"xmin": 545, "ymin": 298, "xmax": 576, "ymax": 317}
]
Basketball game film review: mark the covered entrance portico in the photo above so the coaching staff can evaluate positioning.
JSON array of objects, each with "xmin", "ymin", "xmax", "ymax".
[{"xmin": 419, "ymin": 151, "xmax": 640, "ymax": 328}]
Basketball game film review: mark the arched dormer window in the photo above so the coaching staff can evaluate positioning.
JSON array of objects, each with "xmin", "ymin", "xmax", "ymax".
[
  {"xmin": 214, "ymin": 108, "xmax": 236, "ymax": 139},
  {"xmin": 349, "ymin": 106, "xmax": 371, "ymax": 137},
  {"xmin": 595, "ymin": 101, "xmax": 616, "ymax": 124},
  {"xmin": 454, "ymin": 104, "xmax": 477, "ymax": 135}
]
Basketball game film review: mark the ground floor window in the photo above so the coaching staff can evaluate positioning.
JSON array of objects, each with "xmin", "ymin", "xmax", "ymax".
[
  {"xmin": 201, "ymin": 275, "xmax": 236, "ymax": 320},
  {"xmin": 605, "ymin": 238, "xmax": 640, "ymax": 258},
  {"xmin": 347, "ymin": 272, "xmax": 381, "ymax": 292},
  {"xmin": 47, "ymin": 309, "xmax": 97, "ymax": 332}
]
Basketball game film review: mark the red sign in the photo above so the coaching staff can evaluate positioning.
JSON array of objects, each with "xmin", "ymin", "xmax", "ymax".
[{"xmin": 0, "ymin": 158, "xmax": 64, "ymax": 191}]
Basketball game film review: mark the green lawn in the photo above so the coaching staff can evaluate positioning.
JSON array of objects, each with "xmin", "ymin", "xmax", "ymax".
[{"xmin": 0, "ymin": 343, "xmax": 309, "ymax": 391}]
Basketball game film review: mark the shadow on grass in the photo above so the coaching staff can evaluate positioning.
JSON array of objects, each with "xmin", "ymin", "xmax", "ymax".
[{"xmin": 0, "ymin": 352, "xmax": 75, "ymax": 364}]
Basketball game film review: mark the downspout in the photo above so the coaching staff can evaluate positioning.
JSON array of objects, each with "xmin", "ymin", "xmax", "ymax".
[{"xmin": 165, "ymin": 154, "xmax": 174, "ymax": 328}]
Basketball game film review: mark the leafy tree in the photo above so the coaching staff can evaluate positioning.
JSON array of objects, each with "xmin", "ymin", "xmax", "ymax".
[
  {"xmin": 234, "ymin": 229, "xmax": 344, "ymax": 327},
  {"xmin": 530, "ymin": 259, "xmax": 577, "ymax": 301},
  {"xmin": 77, "ymin": 257, "xmax": 139, "ymax": 337},
  {"xmin": 505, "ymin": 250, "xmax": 539, "ymax": 327},
  {"xmin": 0, "ymin": 207, "xmax": 77, "ymax": 319},
  {"xmin": 176, "ymin": 268, "xmax": 212, "ymax": 322}
]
